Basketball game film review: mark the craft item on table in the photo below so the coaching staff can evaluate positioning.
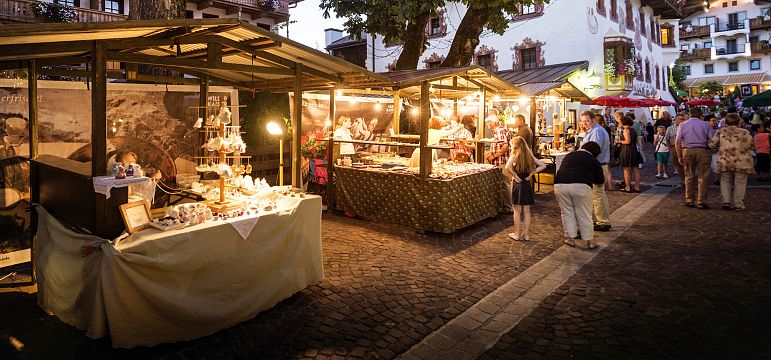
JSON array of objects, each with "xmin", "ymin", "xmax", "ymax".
[
  {"xmin": 150, "ymin": 216, "xmax": 187, "ymax": 231},
  {"xmin": 206, "ymin": 114, "xmax": 215, "ymax": 126},
  {"xmin": 116, "ymin": 163, "xmax": 127, "ymax": 179},
  {"xmin": 217, "ymin": 104, "xmax": 232, "ymax": 125},
  {"xmin": 93, "ymin": 176, "xmax": 153, "ymax": 199},
  {"xmin": 193, "ymin": 117, "xmax": 203, "ymax": 129},
  {"xmin": 215, "ymin": 163, "xmax": 233, "ymax": 177},
  {"xmin": 169, "ymin": 202, "xmax": 209, "ymax": 226},
  {"xmin": 126, "ymin": 164, "xmax": 135, "ymax": 177},
  {"xmin": 242, "ymin": 175, "xmax": 254, "ymax": 190}
]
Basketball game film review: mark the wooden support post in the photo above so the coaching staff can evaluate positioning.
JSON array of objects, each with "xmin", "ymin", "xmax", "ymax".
[
  {"xmin": 392, "ymin": 92, "xmax": 400, "ymax": 134},
  {"xmin": 326, "ymin": 88, "xmax": 335, "ymax": 209},
  {"xmin": 28, "ymin": 60, "xmax": 38, "ymax": 160},
  {"xmin": 529, "ymin": 97, "xmax": 537, "ymax": 149},
  {"xmin": 91, "ymin": 41, "xmax": 107, "ymax": 177},
  {"xmin": 198, "ymin": 74, "xmax": 209, "ymax": 161},
  {"xmin": 419, "ymin": 81, "xmax": 431, "ymax": 178},
  {"xmin": 452, "ymin": 76, "xmax": 458, "ymax": 116},
  {"xmin": 477, "ymin": 87, "xmax": 486, "ymax": 140},
  {"xmin": 207, "ymin": 43, "xmax": 222, "ymax": 65},
  {"xmin": 292, "ymin": 63, "xmax": 303, "ymax": 188}
]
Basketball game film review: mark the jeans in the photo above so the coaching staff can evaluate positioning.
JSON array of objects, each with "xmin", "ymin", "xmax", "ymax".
[
  {"xmin": 720, "ymin": 171, "xmax": 748, "ymax": 208},
  {"xmin": 555, "ymin": 183, "xmax": 594, "ymax": 240},
  {"xmin": 683, "ymin": 148, "xmax": 712, "ymax": 204}
]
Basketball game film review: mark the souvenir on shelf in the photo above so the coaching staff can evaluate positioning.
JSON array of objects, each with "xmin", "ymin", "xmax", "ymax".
[{"xmin": 193, "ymin": 96, "xmax": 251, "ymax": 213}]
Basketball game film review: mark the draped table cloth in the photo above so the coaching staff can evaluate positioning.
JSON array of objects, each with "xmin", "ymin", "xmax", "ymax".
[
  {"xmin": 35, "ymin": 195, "xmax": 324, "ymax": 348},
  {"xmin": 334, "ymin": 167, "xmax": 501, "ymax": 233}
]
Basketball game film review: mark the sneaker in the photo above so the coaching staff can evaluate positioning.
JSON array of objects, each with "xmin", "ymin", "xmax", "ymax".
[
  {"xmin": 563, "ymin": 238, "xmax": 576, "ymax": 247},
  {"xmin": 655, "ymin": 174, "xmax": 662, "ymax": 179},
  {"xmin": 722, "ymin": 203, "xmax": 732, "ymax": 210},
  {"xmin": 586, "ymin": 240, "xmax": 598, "ymax": 250},
  {"xmin": 674, "ymin": 171, "xmax": 679, "ymax": 176},
  {"xmin": 696, "ymin": 203, "xmax": 709, "ymax": 209},
  {"xmin": 638, "ymin": 164, "xmax": 643, "ymax": 169},
  {"xmin": 734, "ymin": 206, "xmax": 746, "ymax": 211},
  {"xmin": 685, "ymin": 202, "xmax": 696, "ymax": 208},
  {"xmin": 663, "ymin": 174, "xmax": 669, "ymax": 179}
]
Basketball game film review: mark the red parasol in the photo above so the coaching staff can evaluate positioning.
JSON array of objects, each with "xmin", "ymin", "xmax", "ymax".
[
  {"xmin": 582, "ymin": 96, "xmax": 642, "ymax": 107},
  {"xmin": 684, "ymin": 99, "xmax": 719, "ymax": 106}
]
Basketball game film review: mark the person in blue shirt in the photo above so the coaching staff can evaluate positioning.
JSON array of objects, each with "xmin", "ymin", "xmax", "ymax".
[{"xmin": 579, "ymin": 110, "xmax": 612, "ymax": 232}]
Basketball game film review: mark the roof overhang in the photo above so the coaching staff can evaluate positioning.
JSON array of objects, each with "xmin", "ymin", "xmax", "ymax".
[{"xmin": 0, "ymin": 18, "xmax": 389, "ymax": 92}]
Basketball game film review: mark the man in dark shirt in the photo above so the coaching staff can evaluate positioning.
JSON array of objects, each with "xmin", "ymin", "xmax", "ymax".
[
  {"xmin": 654, "ymin": 111, "xmax": 673, "ymax": 129},
  {"xmin": 554, "ymin": 141, "xmax": 605, "ymax": 250},
  {"xmin": 514, "ymin": 114, "xmax": 533, "ymax": 149}
]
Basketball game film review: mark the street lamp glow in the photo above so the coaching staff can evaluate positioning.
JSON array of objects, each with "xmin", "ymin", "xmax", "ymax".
[{"xmin": 266, "ymin": 121, "xmax": 283, "ymax": 135}]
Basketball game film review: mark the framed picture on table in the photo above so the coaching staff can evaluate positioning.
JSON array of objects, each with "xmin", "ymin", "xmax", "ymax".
[{"xmin": 119, "ymin": 200, "xmax": 152, "ymax": 234}]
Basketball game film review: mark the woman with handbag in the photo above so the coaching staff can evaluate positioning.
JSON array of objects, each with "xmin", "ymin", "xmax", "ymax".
[{"xmin": 618, "ymin": 115, "xmax": 641, "ymax": 192}]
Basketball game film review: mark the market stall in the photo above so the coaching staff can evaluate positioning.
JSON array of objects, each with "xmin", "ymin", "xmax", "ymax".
[
  {"xmin": 299, "ymin": 67, "xmax": 521, "ymax": 232},
  {"xmin": 0, "ymin": 19, "xmax": 387, "ymax": 347}
]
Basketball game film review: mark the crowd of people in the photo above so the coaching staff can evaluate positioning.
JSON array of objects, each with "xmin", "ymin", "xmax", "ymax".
[{"xmin": 499, "ymin": 105, "xmax": 770, "ymax": 250}]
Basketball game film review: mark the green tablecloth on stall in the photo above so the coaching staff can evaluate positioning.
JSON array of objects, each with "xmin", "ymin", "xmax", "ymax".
[{"xmin": 335, "ymin": 167, "xmax": 502, "ymax": 233}]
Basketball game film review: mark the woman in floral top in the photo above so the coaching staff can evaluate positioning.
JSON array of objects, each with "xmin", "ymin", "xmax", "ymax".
[{"xmin": 708, "ymin": 113, "xmax": 755, "ymax": 210}]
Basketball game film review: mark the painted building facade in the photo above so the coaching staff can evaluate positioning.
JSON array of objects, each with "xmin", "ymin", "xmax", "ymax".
[{"xmin": 354, "ymin": 0, "xmax": 674, "ymax": 104}]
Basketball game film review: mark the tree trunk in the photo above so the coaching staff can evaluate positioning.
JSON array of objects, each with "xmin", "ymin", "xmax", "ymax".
[
  {"xmin": 128, "ymin": 0, "xmax": 187, "ymax": 20},
  {"xmin": 440, "ymin": 7, "xmax": 492, "ymax": 68},
  {"xmin": 394, "ymin": 12, "xmax": 431, "ymax": 70}
]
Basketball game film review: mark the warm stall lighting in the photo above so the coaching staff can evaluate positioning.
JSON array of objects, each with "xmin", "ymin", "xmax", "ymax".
[
  {"xmin": 518, "ymin": 97, "xmax": 530, "ymax": 104},
  {"xmin": 493, "ymin": 95, "xmax": 501, "ymax": 102},
  {"xmin": 266, "ymin": 121, "xmax": 283, "ymax": 135},
  {"xmin": 350, "ymin": 97, "xmax": 357, "ymax": 104},
  {"xmin": 411, "ymin": 107, "xmax": 420, "ymax": 116},
  {"xmin": 324, "ymin": 119, "xmax": 332, "ymax": 128},
  {"xmin": 335, "ymin": 89, "xmax": 343, "ymax": 96},
  {"xmin": 440, "ymin": 108, "xmax": 450, "ymax": 118},
  {"xmin": 374, "ymin": 102, "xmax": 382, "ymax": 111}
]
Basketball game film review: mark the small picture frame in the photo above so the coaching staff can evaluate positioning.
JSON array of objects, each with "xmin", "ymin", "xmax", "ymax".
[{"xmin": 119, "ymin": 200, "xmax": 152, "ymax": 234}]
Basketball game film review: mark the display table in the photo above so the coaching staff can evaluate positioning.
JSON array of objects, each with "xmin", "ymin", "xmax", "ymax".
[
  {"xmin": 35, "ymin": 195, "xmax": 324, "ymax": 348},
  {"xmin": 334, "ymin": 167, "xmax": 501, "ymax": 233}
]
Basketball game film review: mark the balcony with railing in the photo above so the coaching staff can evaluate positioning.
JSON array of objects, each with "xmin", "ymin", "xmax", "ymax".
[
  {"xmin": 0, "ymin": 0, "xmax": 127, "ymax": 23},
  {"xmin": 751, "ymin": 41, "xmax": 771, "ymax": 54},
  {"xmin": 211, "ymin": 0, "xmax": 290, "ymax": 21},
  {"xmin": 711, "ymin": 19, "xmax": 750, "ymax": 38},
  {"xmin": 750, "ymin": 16, "xmax": 771, "ymax": 30},
  {"xmin": 679, "ymin": 47, "xmax": 712, "ymax": 61},
  {"xmin": 712, "ymin": 43, "xmax": 751, "ymax": 59},
  {"xmin": 680, "ymin": 24, "xmax": 711, "ymax": 39}
]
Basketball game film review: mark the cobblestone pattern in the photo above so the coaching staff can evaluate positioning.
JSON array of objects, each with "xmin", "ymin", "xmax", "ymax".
[
  {"xmin": 480, "ymin": 186, "xmax": 771, "ymax": 360},
  {"xmin": 2, "ymin": 188, "xmax": 641, "ymax": 360},
  {"xmin": 399, "ymin": 185, "xmax": 672, "ymax": 360}
]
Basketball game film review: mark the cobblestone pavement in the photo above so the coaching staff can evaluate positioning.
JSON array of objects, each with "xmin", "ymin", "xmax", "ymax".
[
  {"xmin": 0, "ymin": 183, "xmax": 638, "ymax": 360},
  {"xmin": 480, "ymin": 185, "xmax": 771, "ymax": 360}
]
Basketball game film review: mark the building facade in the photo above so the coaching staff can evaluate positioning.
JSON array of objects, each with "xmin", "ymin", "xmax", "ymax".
[
  {"xmin": 342, "ymin": 0, "xmax": 675, "ymax": 104},
  {"xmin": 0, "ymin": 0, "xmax": 293, "ymax": 29},
  {"xmin": 674, "ymin": 0, "xmax": 771, "ymax": 97}
]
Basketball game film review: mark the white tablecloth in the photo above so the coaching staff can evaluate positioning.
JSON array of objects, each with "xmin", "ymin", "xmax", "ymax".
[
  {"xmin": 92, "ymin": 176, "xmax": 155, "ymax": 201},
  {"xmin": 35, "ymin": 195, "xmax": 324, "ymax": 348}
]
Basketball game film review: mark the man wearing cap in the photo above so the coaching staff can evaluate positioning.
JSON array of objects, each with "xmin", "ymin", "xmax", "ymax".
[
  {"xmin": 579, "ymin": 110, "xmax": 611, "ymax": 232},
  {"xmin": 485, "ymin": 115, "xmax": 513, "ymax": 212}
]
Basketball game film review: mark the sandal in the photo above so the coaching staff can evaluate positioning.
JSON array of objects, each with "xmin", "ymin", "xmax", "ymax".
[
  {"xmin": 586, "ymin": 240, "xmax": 598, "ymax": 250},
  {"xmin": 563, "ymin": 238, "xmax": 576, "ymax": 247},
  {"xmin": 619, "ymin": 188, "xmax": 632, "ymax": 193},
  {"xmin": 508, "ymin": 233, "xmax": 520, "ymax": 241}
]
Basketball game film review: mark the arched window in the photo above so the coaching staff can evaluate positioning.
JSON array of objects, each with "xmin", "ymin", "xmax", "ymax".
[
  {"xmin": 597, "ymin": 0, "xmax": 606, "ymax": 16},
  {"xmin": 645, "ymin": 59, "xmax": 651, "ymax": 83},
  {"xmin": 640, "ymin": 9, "xmax": 646, "ymax": 36},
  {"xmin": 655, "ymin": 65, "xmax": 660, "ymax": 89},
  {"xmin": 626, "ymin": 0, "xmax": 633, "ymax": 30}
]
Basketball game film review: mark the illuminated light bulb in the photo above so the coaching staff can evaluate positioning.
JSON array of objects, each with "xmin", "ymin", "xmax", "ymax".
[
  {"xmin": 493, "ymin": 95, "xmax": 501, "ymax": 102},
  {"xmin": 350, "ymin": 97, "xmax": 357, "ymax": 104},
  {"xmin": 440, "ymin": 108, "xmax": 450, "ymax": 117},
  {"xmin": 336, "ymin": 89, "xmax": 343, "ymax": 96},
  {"xmin": 374, "ymin": 102, "xmax": 382, "ymax": 111},
  {"xmin": 324, "ymin": 119, "xmax": 332, "ymax": 128},
  {"xmin": 411, "ymin": 107, "xmax": 420, "ymax": 116},
  {"xmin": 518, "ymin": 97, "xmax": 530, "ymax": 104}
]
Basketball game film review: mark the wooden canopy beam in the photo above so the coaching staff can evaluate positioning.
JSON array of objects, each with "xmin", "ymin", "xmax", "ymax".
[{"xmin": 107, "ymin": 52, "xmax": 295, "ymax": 76}]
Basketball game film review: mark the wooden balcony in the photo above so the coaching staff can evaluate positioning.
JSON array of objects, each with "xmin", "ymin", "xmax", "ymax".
[
  {"xmin": 750, "ymin": 16, "xmax": 771, "ymax": 30},
  {"xmin": 0, "ymin": 0, "xmax": 127, "ymax": 23},
  {"xmin": 751, "ymin": 41, "xmax": 771, "ymax": 54},
  {"xmin": 679, "ymin": 24, "xmax": 710, "ymax": 39},
  {"xmin": 680, "ymin": 48, "xmax": 711, "ymax": 61},
  {"xmin": 196, "ymin": 0, "xmax": 290, "ymax": 21}
]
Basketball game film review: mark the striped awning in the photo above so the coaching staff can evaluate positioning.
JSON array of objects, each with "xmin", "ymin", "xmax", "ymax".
[{"xmin": 685, "ymin": 73, "xmax": 771, "ymax": 88}]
